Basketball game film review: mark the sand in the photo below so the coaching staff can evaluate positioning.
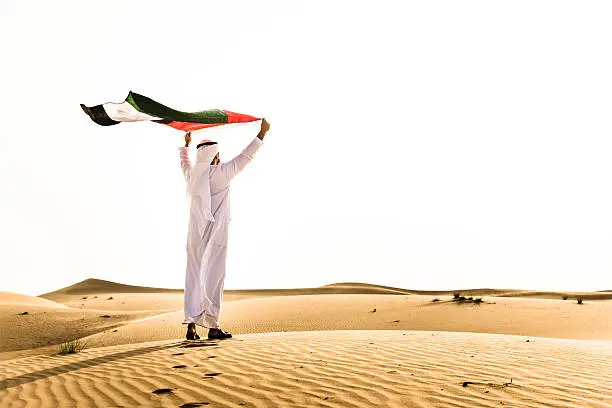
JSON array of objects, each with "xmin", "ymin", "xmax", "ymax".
[
  {"xmin": 0, "ymin": 292, "xmax": 161, "ymax": 356},
  {"xmin": 1, "ymin": 331, "xmax": 611, "ymax": 407},
  {"xmin": 65, "ymin": 293, "xmax": 612, "ymax": 354},
  {"xmin": 1, "ymin": 279, "xmax": 611, "ymax": 407}
]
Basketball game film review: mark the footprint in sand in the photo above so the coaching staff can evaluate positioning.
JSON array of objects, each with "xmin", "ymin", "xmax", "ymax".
[
  {"xmin": 204, "ymin": 373, "xmax": 222, "ymax": 377},
  {"xmin": 180, "ymin": 403, "xmax": 210, "ymax": 407},
  {"xmin": 172, "ymin": 365, "xmax": 188, "ymax": 369}
]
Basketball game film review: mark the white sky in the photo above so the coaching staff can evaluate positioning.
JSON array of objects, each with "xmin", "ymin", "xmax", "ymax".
[{"xmin": 1, "ymin": 1, "xmax": 611, "ymax": 296}]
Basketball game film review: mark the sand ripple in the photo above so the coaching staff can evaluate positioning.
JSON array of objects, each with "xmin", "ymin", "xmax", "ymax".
[{"xmin": 1, "ymin": 331, "xmax": 611, "ymax": 408}]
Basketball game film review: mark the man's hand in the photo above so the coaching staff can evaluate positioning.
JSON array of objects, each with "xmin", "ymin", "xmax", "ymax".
[
  {"xmin": 257, "ymin": 118, "xmax": 270, "ymax": 140},
  {"xmin": 184, "ymin": 131, "xmax": 191, "ymax": 147}
]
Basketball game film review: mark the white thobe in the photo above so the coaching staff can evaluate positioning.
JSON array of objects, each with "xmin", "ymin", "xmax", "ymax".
[{"xmin": 179, "ymin": 137, "xmax": 263, "ymax": 328}]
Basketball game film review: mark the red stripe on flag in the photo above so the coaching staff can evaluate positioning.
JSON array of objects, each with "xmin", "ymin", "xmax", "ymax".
[
  {"xmin": 161, "ymin": 122, "xmax": 225, "ymax": 132},
  {"xmin": 223, "ymin": 110, "xmax": 260, "ymax": 124}
]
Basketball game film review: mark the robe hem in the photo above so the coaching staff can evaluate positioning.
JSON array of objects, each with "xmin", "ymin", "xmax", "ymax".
[{"xmin": 183, "ymin": 311, "xmax": 219, "ymax": 329}]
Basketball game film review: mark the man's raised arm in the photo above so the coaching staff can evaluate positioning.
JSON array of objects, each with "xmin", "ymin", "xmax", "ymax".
[
  {"xmin": 219, "ymin": 119, "xmax": 270, "ymax": 182},
  {"xmin": 179, "ymin": 131, "xmax": 192, "ymax": 183}
]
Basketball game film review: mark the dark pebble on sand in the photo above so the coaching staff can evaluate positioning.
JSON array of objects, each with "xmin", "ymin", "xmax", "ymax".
[
  {"xmin": 18, "ymin": 312, "xmax": 28, "ymax": 315},
  {"xmin": 152, "ymin": 388, "xmax": 173, "ymax": 394},
  {"xmin": 205, "ymin": 373, "xmax": 221, "ymax": 377},
  {"xmin": 172, "ymin": 365, "xmax": 187, "ymax": 369},
  {"xmin": 180, "ymin": 403, "xmax": 210, "ymax": 407}
]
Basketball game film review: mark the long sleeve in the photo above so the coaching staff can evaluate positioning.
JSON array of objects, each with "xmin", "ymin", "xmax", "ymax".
[
  {"xmin": 218, "ymin": 137, "xmax": 263, "ymax": 183},
  {"xmin": 178, "ymin": 146, "xmax": 191, "ymax": 183}
]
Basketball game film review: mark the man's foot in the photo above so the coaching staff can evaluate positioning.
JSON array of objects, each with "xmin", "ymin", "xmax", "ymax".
[
  {"xmin": 186, "ymin": 323, "xmax": 200, "ymax": 340},
  {"xmin": 208, "ymin": 328, "xmax": 232, "ymax": 339}
]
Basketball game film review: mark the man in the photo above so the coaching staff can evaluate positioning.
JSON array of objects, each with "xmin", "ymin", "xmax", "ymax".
[{"xmin": 179, "ymin": 118, "xmax": 270, "ymax": 340}]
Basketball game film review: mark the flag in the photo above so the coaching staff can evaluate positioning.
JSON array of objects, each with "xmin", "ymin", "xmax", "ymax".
[{"xmin": 80, "ymin": 91, "xmax": 260, "ymax": 132}]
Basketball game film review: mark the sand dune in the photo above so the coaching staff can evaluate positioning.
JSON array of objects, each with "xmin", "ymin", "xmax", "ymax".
[
  {"xmin": 47, "ymin": 278, "xmax": 612, "ymax": 301},
  {"xmin": 42, "ymin": 292, "xmax": 186, "ymax": 312},
  {"xmin": 3, "ymin": 278, "xmax": 611, "ymax": 359},
  {"xmin": 324, "ymin": 283, "xmax": 612, "ymax": 300},
  {"xmin": 1, "ymin": 330, "xmax": 611, "ymax": 408},
  {"xmin": 41, "ymin": 279, "xmax": 612, "ymax": 308},
  {"xmin": 322, "ymin": 282, "xmax": 508, "ymax": 296},
  {"xmin": 0, "ymin": 292, "xmax": 161, "ymax": 356},
  {"xmin": 39, "ymin": 279, "xmax": 419, "ymax": 311},
  {"xmin": 0, "ymin": 304, "xmax": 160, "ymax": 355},
  {"xmin": 42, "ymin": 278, "xmax": 183, "ymax": 297},
  {"xmin": 40, "ymin": 279, "xmax": 184, "ymax": 310},
  {"xmin": 70, "ymin": 293, "xmax": 612, "ymax": 353},
  {"xmin": 0, "ymin": 292, "xmax": 69, "ymax": 309},
  {"xmin": 491, "ymin": 290, "xmax": 612, "ymax": 300}
]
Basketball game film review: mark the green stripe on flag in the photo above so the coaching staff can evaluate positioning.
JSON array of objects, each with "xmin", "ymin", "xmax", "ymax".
[{"xmin": 126, "ymin": 92, "xmax": 228, "ymax": 124}]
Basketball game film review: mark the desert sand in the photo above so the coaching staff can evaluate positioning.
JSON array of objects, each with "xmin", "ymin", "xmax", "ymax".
[{"xmin": 1, "ymin": 279, "xmax": 611, "ymax": 407}]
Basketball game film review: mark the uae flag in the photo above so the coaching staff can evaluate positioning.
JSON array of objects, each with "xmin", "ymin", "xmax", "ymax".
[{"xmin": 80, "ymin": 92, "xmax": 260, "ymax": 132}]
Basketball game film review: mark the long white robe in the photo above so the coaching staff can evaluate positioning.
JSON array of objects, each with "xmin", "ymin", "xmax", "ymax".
[{"xmin": 179, "ymin": 137, "xmax": 263, "ymax": 328}]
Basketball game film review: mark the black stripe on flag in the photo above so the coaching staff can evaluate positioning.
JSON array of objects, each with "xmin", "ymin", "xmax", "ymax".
[{"xmin": 80, "ymin": 104, "xmax": 120, "ymax": 126}]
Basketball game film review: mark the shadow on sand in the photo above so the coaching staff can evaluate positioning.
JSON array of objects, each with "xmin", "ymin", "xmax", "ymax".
[{"xmin": 0, "ymin": 341, "xmax": 193, "ymax": 391}]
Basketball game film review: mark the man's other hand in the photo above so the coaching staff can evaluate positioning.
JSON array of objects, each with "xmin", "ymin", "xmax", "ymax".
[
  {"xmin": 185, "ymin": 131, "xmax": 191, "ymax": 147},
  {"xmin": 258, "ymin": 118, "xmax": 270, "ymax": 140}
]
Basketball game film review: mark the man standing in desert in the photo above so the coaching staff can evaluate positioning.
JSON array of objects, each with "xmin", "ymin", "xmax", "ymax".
[{"xmin": 178, "ymin": 119, "xmax": 270, "ymax": 340}]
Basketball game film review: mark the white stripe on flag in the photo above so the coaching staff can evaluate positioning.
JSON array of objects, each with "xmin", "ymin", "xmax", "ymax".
[{"xmin": 103, "ymin": 101, "xmax": 161, "ymax": 122}]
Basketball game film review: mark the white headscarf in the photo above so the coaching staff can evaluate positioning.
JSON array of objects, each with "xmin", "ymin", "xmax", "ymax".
[{"xmin": 188, "ymin": 140, "xmax": 219, "ymax": 223}]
